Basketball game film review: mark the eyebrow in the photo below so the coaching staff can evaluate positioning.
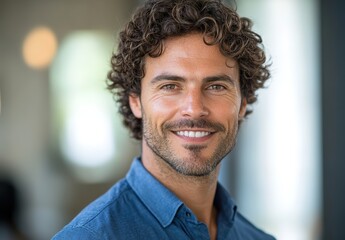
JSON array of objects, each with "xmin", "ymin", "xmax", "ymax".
[
  {"xmin": 151, "ymin": 74, "xmax": 185, "ymax": 84},
  {"xmin": 151, "ymin": 73, "xmax": 236, "ymax": 85},
  {"xmin": 203, "ymin": 74, "xmax": 236, "ymax": 86}
]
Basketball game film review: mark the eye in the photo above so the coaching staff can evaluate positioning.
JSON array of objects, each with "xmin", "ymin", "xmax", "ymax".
[
  {"xmin": 161, "ymin": 84, "xmax": 178, "ymax": 90},
  {"xmin": 207, "ymin": 84, "xmax": 226, "ymax": 91}
]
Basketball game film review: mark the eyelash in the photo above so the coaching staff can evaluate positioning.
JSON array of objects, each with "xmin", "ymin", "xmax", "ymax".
[
  {"xmin": 207, "ymin": 84, "xmax": 226, "ymax": 91},
  {"xmin": 159, "ymin": 83, "xmax": 228, "ymax": 92},
  {"xmin": 161, "ymin": 84, "xmax": 178, "ymax": 90}
]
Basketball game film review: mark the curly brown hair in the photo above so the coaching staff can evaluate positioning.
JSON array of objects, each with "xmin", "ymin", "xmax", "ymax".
[{"xmin": 107, "ymin": 0, "xmax": 270, "ymax": 140}]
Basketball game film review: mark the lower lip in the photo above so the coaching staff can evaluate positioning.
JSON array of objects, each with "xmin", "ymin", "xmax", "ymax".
[{"xmin": 173, "ymin": 132, "xmax": 213, "ymax": 143}]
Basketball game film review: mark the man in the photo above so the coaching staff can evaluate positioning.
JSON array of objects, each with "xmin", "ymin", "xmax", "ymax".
[{"xmin": 53, "ymin": 0, "xmax": 274, "ymax": 239}]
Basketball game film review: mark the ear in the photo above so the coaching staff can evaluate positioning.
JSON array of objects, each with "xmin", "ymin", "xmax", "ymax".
[
  {"xmin": 239, "ymin": 97, "xmax": 247, "ymax": 120},
  {"xmin": 129, "ymin": 94, "xmax": 142, "ymax": 119}
]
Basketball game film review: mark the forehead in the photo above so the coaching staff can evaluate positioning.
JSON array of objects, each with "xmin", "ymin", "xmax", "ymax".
[
  {"xmin": 165, "ymin": 34, "xmax": 235, "ymax": 62},
  {"xmin": 144, "ymin": 33, "xmax": 239, "ymax": 79}
]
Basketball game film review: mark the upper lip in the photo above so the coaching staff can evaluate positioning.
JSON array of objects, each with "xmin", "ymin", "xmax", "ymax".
[{"xmin": 172, "ymin": 129, "xmax": 215, "ymax": 133}]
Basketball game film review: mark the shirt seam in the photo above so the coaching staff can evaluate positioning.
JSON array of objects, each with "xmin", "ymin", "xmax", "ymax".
[
  {"xmin": 72, "ymin": 183, "xmax": 133, "ymax": 228},
  {"xmin": 69, "ymin": 225, "xmax": 99, "ymax": 239}
]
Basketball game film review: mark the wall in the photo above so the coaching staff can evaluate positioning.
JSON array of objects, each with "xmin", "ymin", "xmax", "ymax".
[{"xmin": 0, "ymin": 1, "xmax": 137, "ymax": 239}]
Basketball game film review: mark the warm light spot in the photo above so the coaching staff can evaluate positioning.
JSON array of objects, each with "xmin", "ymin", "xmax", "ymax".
[
  {"xmin": 60, "ymin": 100, "xmax": 116, "ymax": 168},
  {"xmin": 50, "ymin": 31, "xmax": 140, "ymax": 182},
  {"xmin": 22, "ymin": 26, "xmax": 57, "ymax": 69}
]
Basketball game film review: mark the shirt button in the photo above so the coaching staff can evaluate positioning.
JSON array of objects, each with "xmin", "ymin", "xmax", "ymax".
[{"xmin": 186, "ymin": 212, "xmax": 191, "ymax": 217}]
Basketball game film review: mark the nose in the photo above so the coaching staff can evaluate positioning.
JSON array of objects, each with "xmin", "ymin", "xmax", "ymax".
[{"xmin": 180, "ymin": 89, "xmax": 209, "ymax": 118}]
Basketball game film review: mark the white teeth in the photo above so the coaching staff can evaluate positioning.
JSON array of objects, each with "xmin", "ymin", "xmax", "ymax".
[{"xmin": 176, "ymin": 131, "xmax": 210, "ymax": 138}]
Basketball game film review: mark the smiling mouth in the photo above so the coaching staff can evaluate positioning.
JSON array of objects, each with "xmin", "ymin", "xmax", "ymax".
[{"xmin": 175, "ymin": 131, "xmax": 212, "ymax": 138}]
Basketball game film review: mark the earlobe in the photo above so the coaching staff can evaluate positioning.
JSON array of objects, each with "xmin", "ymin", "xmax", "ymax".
[
  {"xmin": 239, "ymin": 97, "xmax": 247, "ymax": 119},
  {"xmin": 129, "ymin": 94, "xmax": 142, "ymax": 119}
]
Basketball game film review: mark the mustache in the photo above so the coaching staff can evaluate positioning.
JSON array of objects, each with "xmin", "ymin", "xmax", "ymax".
[{"xmin": 164, "ymin": 119, "xmax": 225, "ymax": 132}]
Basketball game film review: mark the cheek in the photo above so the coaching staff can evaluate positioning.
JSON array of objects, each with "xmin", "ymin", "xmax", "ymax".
[
  {"xmin": 211, "ymin": 95, "xmax": 241, "ymax": 114},
  {"xmin": 149, "ymin": 95, "xmax": 179, "ymax": 114},
  {"xmin": 215, "ymin": 108, "xmax": 238, "ymax": 124},
  {"xmin": 212, "ymin": 99, "xmax": 242, "ymax": 128},
  {"xmin": 151, "ymin": 100, "xmax": 171, "ymax": 113},
  {"xmin": 144, "ymin": 97, "xmax": 179, "ymax": 129}
]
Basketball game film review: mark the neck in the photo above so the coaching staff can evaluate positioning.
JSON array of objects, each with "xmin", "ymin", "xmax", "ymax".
[
  {"xmin": 141, "ymin": 145, "xmax": 220, "ymax": 237},
  {"xmin": 163, "ymin": 165, "xmax": 219, "ymax": 223}
]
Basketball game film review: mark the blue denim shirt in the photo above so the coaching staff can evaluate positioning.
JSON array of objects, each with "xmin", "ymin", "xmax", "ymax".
[{"xmin": 52, "ymin": 158, "xmax": 275, "ymax": 240}]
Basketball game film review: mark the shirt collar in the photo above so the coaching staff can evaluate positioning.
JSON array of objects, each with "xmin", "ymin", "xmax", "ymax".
[
  {"xmin": 126, "ymin": 157, "xmax": 183, "ymax": 228},
  {"xmin": 214, "ymin": 183, "xmax": 238, "ymax": 227},
  {"xmin": 126, "ymin": 157, "xmax": 237, "ymax": 228}
]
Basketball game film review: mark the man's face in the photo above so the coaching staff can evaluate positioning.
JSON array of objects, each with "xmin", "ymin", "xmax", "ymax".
[{"xmin": 130, "ymin": 33, "xmax": 246, "ymax": 177}]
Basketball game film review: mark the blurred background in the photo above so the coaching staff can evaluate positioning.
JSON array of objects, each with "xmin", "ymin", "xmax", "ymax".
[{"xmin": 0, "ymin": 0, "xmax": 344, "ymax": 239}]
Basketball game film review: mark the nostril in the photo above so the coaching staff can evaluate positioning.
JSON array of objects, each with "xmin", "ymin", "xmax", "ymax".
[{"xmin": 180, "ymin": 103, "xmax": 209, "ymax": 118}]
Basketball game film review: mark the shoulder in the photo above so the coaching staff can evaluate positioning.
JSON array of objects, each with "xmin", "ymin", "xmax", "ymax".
[
  {"xmin": 52, "ymin": 225, "xmax": 98, "ymax": 240},
  {"xmin": 52, "ymin": 178, "xmax": 141, "ymax": 239},
  {"xmin": 233, "ymin": 212, "xmax": 276, "ymax": 240}
]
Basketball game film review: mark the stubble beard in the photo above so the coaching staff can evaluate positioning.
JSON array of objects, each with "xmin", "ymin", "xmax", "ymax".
[{"xmin": 142, "ymin": 115, "xmax": 239, "ymax": 177}]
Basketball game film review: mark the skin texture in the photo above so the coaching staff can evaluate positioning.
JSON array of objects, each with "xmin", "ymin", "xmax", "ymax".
[{"xmin": 129, "ymin": 33, "xmax": 246, "ymax": 239}]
